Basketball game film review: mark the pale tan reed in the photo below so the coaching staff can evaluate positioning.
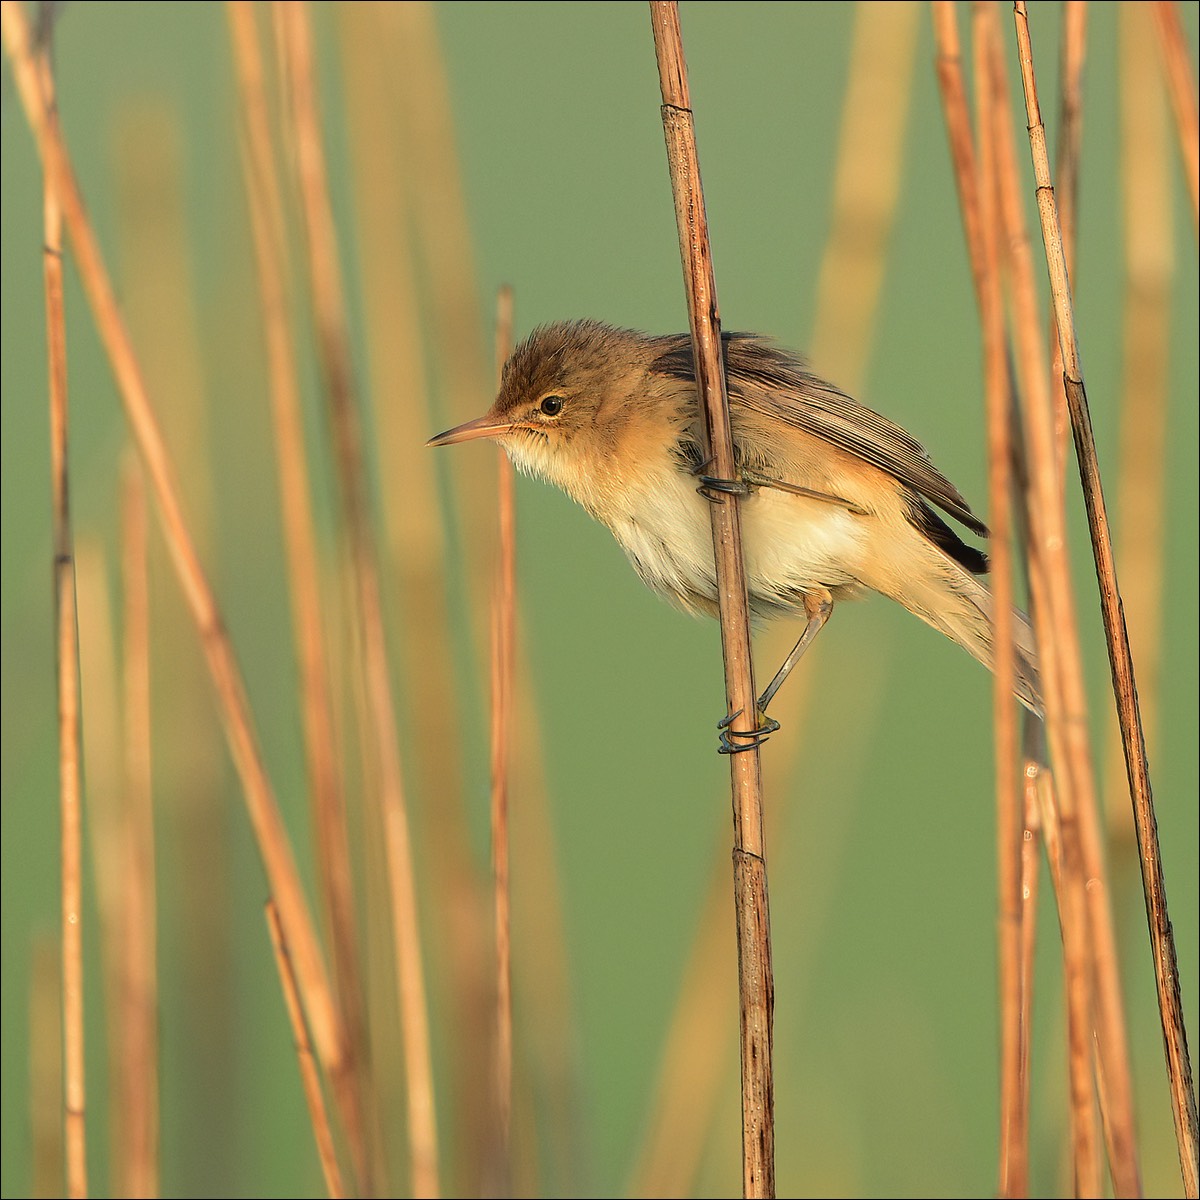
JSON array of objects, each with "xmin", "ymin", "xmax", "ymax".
[
  {"xmin": 1150, "ymin": 0, "xmax": 1199, "ymax": 238},
  {"xmin": 930, "ymin": 6, "xmax": 1028, "ymax": 1187},
  {"xmin": 271, "ymin": 4, "xmax": 438, "ymax": 1192},
  {"xmin": 808, "ymin": 0, "xmax": 919, "ymax": 393},
  {"xmin": 650, "ymin": 4, "xmax": 775, "ymax": 1195},
  {"xmin": 226, "ymin": 6, "xmax": 372, "ymax": 1184},
  {"xmin": 265, "ymin": 901, "xmax": 346, "ymax": 1199},
  {"xmin": 490, "ymin": 285, "xmax": 517, "ymax": 1181},
  {"xmin": 118, "ymin": 462, "xmax": 158, "ymax": 1199},
  {"xmin": 34, "ymin": 25, "xmax": 88, "ymax": 1197}
]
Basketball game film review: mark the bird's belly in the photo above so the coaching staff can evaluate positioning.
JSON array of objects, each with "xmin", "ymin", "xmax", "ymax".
[{"xmin": 611, "ymin": 476, "xmax": 867, "ymax": 619}]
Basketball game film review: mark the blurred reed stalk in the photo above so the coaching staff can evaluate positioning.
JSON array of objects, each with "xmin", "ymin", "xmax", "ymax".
[
  {"xmin": 1150, "ymin": 1, "xmax": 1199, "ymax": 237},
  {"xmin": 34, "ymin": 19, "xmax": 88, "ymax": 1196},
  {"xmin": 30, "ymin": 938, "xmax": 64, "ymax": 1198},
  {"xmin": 229, "ymin": 0, "xmax": 368, "ymax": 1106},
  {"xmin": 1, "ymin": 0, "xmax": 350, "ymax": 1162},
  {"xmin": 227, "ymin": 4, "xmax": 374, "ymax": 1188},
  {"xmin": 271, "ymin": 3, "xmax": 438, "ymax": 1192},
  {"xmin": 117, "ymin": 462, "xmax": 158, "ymax": 1199},
  {"xmin": 490, "ymin": 285, "xmax": 517, "ymax": 1185},
  {"xmin": 981, "ymin": 8, "xmax": 1109, "ymax": 1192},
  {"xmin": 1014, "ymin": 5, "xmax": 1200, "ymax": 1191},
  {"xmin": 649, "ymin": 4, "xmax": 775, "ymax": 1196},
  {"xmin": 932, "ymin": 4, "xmax": 1032, "ymax": 1189},
  {"xmin": 1107, "ymin": 5, "xmax": 1172, "ymax": 835},
  {"xmin": 265, "ymin": 901, "xmax": 345, "ymax": 1198}
]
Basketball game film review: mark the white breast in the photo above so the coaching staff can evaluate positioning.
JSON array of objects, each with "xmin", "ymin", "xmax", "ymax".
[{"xmin": 610, "ymin": 465, "xmax": 870, "ymax": 619}]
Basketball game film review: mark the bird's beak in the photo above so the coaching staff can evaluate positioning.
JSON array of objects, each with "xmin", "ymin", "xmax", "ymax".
[{"xmin": 426, "ymin": 413, "xmax": 513, "ymax": 447}]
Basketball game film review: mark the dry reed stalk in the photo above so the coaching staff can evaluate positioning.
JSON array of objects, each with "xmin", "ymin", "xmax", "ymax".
[
  {"xmin": 632, "ymin": 9, "xmax": 919, "ymax": 1183},
  {"xmin": 807, "ymin": 0, "xmax": 919, "ymax": 392},
  {"xmin": 265, "ymin": 901, "xmax": 346, "ymax": 1199},
  {"xmin": 980, "ymin": 7, "xmax": 1113, "ymax": 1193},
  {"xmin": 975, "ymin": 40, "xmax": 1026, "ymax": 1199},
  {"xmin": 1046, "ymin": 3, "xmax": 1087, "ymax": 487},
  {"xmin": 490, "ymin": 285, "xmax": 517, "ymax": 1181},
  {"xmin": 74, "ymin": 544, "xmax": 126, "ymax": 1183},
  {"xmin": 31, "ymin": 937, "xmax": 64, "ymax": 1198},
  {"xmin": 334, "ymin": 10, "xmax": 500, "ymax": 1185},
  {"xmin": 1150, "ymin": 1, "xmax": 1200, "ymax": 238},
  {"xmin": 271, "ymin": 4, "xmax": 438, "ymax": 1193},
  {"xmin": 34, "ymin": 23, "xmax": 87, "ymax": 1195},
  {"xmin": 1014, "ymin": 7, "xmax": 1198, "ymax": 1194},
  {"xmin": 0, "ymin": 0, "xmax": 347, "ymax": 1126},
  {"xmin": 1106, "ymin": 5, "xmax": 1172, "ymax": 840},
  {"xmin": 649, "ymin": 5, "xmax": 774, "ymax": 1195},
  {"xmin": 226, "ymin": 5, "xmax": 372, "ymax": 1175},
  {"xmin": 381, "ymin": 2, "xmax": 494, "ymax": 636},
  {"xmin": 118, "ymin": 461, "xmax": 158, "ymax": 1199},
  {"xmin": 931, "ymin": 7, "xmax": 1029, "ymax": 1187}
]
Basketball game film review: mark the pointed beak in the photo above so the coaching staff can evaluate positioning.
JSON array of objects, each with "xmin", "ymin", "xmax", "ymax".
[{"xmin": 426, "ymin": 412, "xmax": 513, "ymax": 447}]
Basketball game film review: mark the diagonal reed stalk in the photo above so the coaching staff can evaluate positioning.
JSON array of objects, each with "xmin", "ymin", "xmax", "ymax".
[
  {"xmin": 271, "ymin": 4, "xmax": 438, "ymax": 1193},
  {"xmin": 37, "ymin": 20, "xmax": 87, "ymax": 1196},
  {"xmin": 265, "ymin": 901, "xmax": 345, "ymax": 1199},
  {"xmin": 226, "ymin": 4, "xmax": 372, "ymax": 1186},
  {"xmin": 1, "ymin": 0, "xmax": 349, "ymax": 1149},
  {"xmin": 225, "ymin": 4, "xmax": 372, "ymax": 1185},
  {"xmin": 1013, "ymin": 6, "xmax": 1199, "ymax": 1192},
  {"xmin": 649, "ymin": 4, "xmax": 775, "ymax": 1195}
]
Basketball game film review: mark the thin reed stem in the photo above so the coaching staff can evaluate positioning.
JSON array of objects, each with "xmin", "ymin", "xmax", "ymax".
[
  {"xmin": 1014, "ymin": 6, "xmax": 1197, "ymax": 1192},
  {"xmin": 37, "ymin": 25, "xmax": 87, "ymax": 1194},
  {"xmin": 490, "ymin": 285, "xmax": 516, "ymax": 1183},
  {"xmin": 976, "ymin": 49, "xmax": 1026, "ymax": 1200},
  {"xmin": 118, "ymin": 461, "xmax": 158, "ymax": 1199},
  {"xmin": 226, "ymin": 6, "xmax": 372, "ymax": 1182},
  {"xmin": 272, "ymin": 4, "xmax": 438, "ymax": 1193},
  {"xmin": 931, "ymin": 7, "xmax": 1028, "ymax": 1187},
  {"xmin": 649, "ymin": 4, "xmax": 774, "ymax": 1195},
  {"xmin": 265, "ymin": 901, "xmax": 346, "ymax": 1199}
]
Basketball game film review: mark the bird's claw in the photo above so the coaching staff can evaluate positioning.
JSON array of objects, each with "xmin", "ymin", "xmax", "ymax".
[
  {"xmin": 717, "ymin": 707, "xmax": 781, "ymax": 754},
  {"xmin": 697, "ymin": 473, "xmax": 752, "ymax": 502}
]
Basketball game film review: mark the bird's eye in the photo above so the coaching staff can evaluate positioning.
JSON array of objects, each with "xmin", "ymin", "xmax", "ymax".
[{"xmin": 539, "ymin": 394, "xmax": 565, "ymax": 417}]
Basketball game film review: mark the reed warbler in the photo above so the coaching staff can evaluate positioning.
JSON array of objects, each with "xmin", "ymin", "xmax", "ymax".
[{"xmin": 429, "ymin": 320, "xmax": 1042, "ymax": 747}]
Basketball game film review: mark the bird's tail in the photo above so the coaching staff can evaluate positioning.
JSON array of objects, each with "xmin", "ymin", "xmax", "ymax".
[{"xmin": 871, "ymin": 545, "xmax": 1044, "ymax": 718}]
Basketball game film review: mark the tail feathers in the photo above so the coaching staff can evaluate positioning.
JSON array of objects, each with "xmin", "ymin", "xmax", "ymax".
[{"xmin": 881, "ymin": 559, "xmax": 1044, "ymax": 718}]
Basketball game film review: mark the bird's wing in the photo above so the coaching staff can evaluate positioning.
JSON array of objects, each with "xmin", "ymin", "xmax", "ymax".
[{"xmin": 651, "ymin": 332, "xmax": 988, "ymax": 536}]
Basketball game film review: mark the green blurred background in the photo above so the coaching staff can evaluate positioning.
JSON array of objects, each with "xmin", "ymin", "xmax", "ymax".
[{"xmin": 2, "ymin": 2, "xmax": 1197, "ymax": 1196}]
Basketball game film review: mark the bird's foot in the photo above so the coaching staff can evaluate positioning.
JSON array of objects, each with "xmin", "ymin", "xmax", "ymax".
[
  {"xmin": 717, "ymin": 707, "xmax": 781, "ymax": 754},
  {"xmin": 696, "ymin": 473, "xmax": 752, "ymax": 503}
]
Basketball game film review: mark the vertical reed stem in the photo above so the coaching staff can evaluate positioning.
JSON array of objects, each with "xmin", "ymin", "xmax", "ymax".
[{"xmin": 649, "ymin": 4, "xmax": 775, "ymax": 1195}]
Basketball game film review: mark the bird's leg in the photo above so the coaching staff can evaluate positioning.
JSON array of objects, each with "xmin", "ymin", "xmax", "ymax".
[
  {"xmin": 757, "ymin": 588, "xmax": 834, "ymax": 714},
  {"xmin": 717, "ymin": 592, "xmax": 833, "ymax": 754}
]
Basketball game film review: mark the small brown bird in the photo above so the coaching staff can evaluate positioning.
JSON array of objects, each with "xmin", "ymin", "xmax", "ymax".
[{"xmin": 429, "ymin": 320, "xmax": 1042, "ymax": 745}]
